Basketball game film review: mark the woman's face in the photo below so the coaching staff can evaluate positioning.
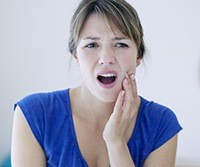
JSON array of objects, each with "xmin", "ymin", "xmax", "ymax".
[{"xmin": 75, "ymin": 13, "xmax": 140, "ymax": 102}]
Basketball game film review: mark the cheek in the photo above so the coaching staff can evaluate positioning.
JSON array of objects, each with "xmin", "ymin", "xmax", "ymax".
[
  {"xmin": 77, "ymin": 54, "xmax": 98, "ymax": 77},
  {"xmin": 119, "ymin": 55, "xmax": 137, "ymax": 72},
  {"xmin": 77, "ymin": 50, "xmax": 94, "ymax": 66}
]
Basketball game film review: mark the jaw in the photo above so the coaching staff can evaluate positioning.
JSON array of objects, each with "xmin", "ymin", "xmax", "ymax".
[{"xmin": 78, "ymin": 84, "xmax": 118, "ymax": 105}]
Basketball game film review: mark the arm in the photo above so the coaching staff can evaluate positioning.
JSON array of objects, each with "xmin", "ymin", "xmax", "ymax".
[
  {"xmin": 105, "ymin": 135, "xmax": 178, "ymax": 167},
  {"xmin": 143, "ymin": 135, "xmax": 178, "ymax": 167},
  {"xmin": 103, "ymin": 73, "xmax": 137, "ymax": 167},
  {"xmin": 103, "ymin": 73, "xmax": 179, "ymax": 167},
  {"xmin": 106, "ymin": 142, "xmax": 135, "ymax": 167},
  {"xmin": 11, "ymin": 106, "xmax": 46, "ymax": 167}
]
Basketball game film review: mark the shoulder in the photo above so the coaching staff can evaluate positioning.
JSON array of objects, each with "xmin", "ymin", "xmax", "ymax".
[
  {"xmin": 138, "ymin": 96, "xmax": 182, "ymax": 151},
  {"xmin": 14, "ymin": 88, "xmax": 71, "ymax": 129},
  {"xmin": 15, "ymin": 89, "xmax": 70, "ymax": 112},
  {"xmin": 13, "ymin": 89, "xmax": 71, "ymax": 149},
  {"xmin": 139, "ymin": 96, "xmax": 179, "ymax": 124},
  {"xmin": 16, "ymin": 89, "xmax": 69, "ymax": 104}
]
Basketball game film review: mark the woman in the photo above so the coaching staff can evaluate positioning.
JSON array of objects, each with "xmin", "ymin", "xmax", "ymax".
[{"xmin": 11, "ymin": 0, "xmax": 182, "ymax": 166}]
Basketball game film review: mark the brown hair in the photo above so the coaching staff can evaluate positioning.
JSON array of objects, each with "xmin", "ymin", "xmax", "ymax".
[{"xmin": 68, "ymin": 0, "xmax": 146, "ymax": 59}]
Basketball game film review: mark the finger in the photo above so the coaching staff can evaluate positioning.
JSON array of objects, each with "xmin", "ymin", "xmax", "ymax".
[
  {"xmin": 112, "ymin": 90, "xmax": 125, "ymax": 117},
  {"xmin": 123, "ymin": 73, "xmax": 132, "ymax": 93},
  {"xmin": 129, "ymin": 74, "xmax": 138, "ymax": 99},
  {"xmin": 122, "ymin": 74, "xmax": 138, "ymax": 117},
  {"xmin": 129, "ymin": 74, "xmax": 141, "ymax": 112},
  {"xmin": 122, "ymin": 76, "xmax": 133, "ymax": 113}
]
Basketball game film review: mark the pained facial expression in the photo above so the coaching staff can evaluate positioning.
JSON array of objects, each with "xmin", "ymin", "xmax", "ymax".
[{"xmin": 74, "ymin": 13, "xmax": 140, "ymax": 102}]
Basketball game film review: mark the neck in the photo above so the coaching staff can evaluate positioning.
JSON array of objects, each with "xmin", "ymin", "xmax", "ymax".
[{"xmin": 70, "ymin": 86, "xmax": 115, "ymax": 122}]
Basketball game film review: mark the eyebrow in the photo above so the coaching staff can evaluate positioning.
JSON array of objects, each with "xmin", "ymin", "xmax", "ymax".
[
  {"xmin": 112, "ymin": 37, "xmax": 129, "ymax": 41},
  {"xmin": 82, "ymin": 37, "xmax": 100, "ymax": 40},
  {"xmin": 82, "ymin": 36, "xmax": 129, "ymax": 41}
]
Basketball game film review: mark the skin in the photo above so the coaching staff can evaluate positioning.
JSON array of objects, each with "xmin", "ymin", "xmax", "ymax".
[
  {"xmin": 11, "ymin": 13, "xmax": 178, "ymax": 167},
  {"xmin": 75, "ymin": 14, "xmax": 140, "ymax": 103}
]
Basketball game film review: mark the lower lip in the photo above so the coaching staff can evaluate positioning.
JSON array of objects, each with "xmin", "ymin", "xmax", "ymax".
[{"xmin": 97, "ymin": 78, "xmax": 117, "ymax": 89}]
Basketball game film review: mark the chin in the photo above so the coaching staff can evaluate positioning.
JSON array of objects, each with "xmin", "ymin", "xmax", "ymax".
[
  {"xmin": 98, "ymin": 96, "xmax": 117, "ymax": 103},
  {"xmin": 95, "ymin": 90, "xmax": 119, "ymax": 103}
]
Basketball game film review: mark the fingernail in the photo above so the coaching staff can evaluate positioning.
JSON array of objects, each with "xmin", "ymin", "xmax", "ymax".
[
  {"xmin": 131, "ymin": 74, "xmax": 135, "ymax": 81},
  {"xmin": 121, "ymin": 90, "xmax": 125, "ymax": 97},
  {"xmin": 125, "ymin": 78, "xmax": 129, "ymax": 85},
  {"xmin": 126, "ymin": 72, "xmax": 129, "ymax": 78}
]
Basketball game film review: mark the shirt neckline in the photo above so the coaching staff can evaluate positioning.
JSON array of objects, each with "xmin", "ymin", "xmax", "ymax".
[
  {"xmin": 66, "ymin": 88, "xmax": 144, "ymax": 166},
  {"xmin": 66, "ymin": 88, "xmax": 89, "ymax": 167}
]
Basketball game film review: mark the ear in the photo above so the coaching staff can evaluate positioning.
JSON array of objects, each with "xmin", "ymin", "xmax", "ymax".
[{"xmin": 136, "ymin": 56, "xmax": 141, "ymax": 67}]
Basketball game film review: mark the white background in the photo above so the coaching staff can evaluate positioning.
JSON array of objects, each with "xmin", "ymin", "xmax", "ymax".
[{"xmin": 0, "ymin": 0, "xmax": 200, "ymax": 166}]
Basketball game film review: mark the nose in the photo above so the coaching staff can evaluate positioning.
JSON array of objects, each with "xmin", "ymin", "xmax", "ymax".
[{"xmin": 98, "ymin": 47, "xmax": 116, "ymax": 66}]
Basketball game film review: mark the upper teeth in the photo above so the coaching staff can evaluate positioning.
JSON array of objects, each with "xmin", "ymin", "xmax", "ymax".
[{"xmin": 100, "ymin": 73, "xmax": 116, "ymax": 77}]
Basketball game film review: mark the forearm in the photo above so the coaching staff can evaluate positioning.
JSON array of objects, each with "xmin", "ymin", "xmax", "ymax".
[{"xmin": 106, "ymin": 142, "xmax": 135, "ymax": 167}]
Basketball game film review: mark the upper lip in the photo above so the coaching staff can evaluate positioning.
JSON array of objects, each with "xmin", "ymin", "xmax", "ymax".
[{"xmin": 97, "ymin": 70, "xmax": 118, "ymax": 77}]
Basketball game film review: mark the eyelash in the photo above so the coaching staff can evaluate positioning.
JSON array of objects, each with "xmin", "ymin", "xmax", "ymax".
[
  {"xmin": 84, "ymin": 42, "xmax": 129, "ymax": 49},
  {"xmin": 85, "ymin": 43, "xmax": 98, "ymax": 48},
  {"xmin": 115, "ymin": 43, "xmax": 129, "ymax": 48}
]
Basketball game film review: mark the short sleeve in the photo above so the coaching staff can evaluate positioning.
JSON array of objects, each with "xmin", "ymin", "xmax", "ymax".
[
  {"xmin": 152, "ymin": 108, "xmax": 182, "ymax": 151},
  {"xmin": 14, "ymin": 93, "xmax": 45, "ymax": 150}
]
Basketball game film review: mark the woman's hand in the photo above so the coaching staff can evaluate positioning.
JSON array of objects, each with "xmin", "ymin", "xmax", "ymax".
[{"xmin": 103, "ymin": 73, "xmax": 140, "ymax": 145}]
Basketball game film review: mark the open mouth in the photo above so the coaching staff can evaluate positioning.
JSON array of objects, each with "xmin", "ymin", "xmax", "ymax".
[{"xmin": 97, "ymin": 73, "xmax": 117, "ymax": 85}]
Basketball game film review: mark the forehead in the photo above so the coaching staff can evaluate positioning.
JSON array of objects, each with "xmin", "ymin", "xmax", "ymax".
[{"xmin": 79, "ymin": 13, "xmax": 126, "ymax": 39}]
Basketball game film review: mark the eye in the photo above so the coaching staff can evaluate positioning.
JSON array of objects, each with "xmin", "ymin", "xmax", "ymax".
[
  {"xmin": 115, "ymin": 43, "xmax": 129, "ymax": 48},
  {"xmin": 85, "ymin": 42, "xmax": 99, "ymax": 48}
]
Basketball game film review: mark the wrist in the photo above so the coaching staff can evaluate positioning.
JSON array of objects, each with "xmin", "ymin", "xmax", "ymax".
[
  {"xmin": 105, "ymin": 140, "xmax": 135, "ymax": 167},
  {"xmin": 105, "ymin": 140, "xmax": 127, "ymax": 151}
]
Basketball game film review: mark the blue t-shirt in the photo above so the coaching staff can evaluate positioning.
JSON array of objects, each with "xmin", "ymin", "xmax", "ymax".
[{"xmin": 15, "ymin": 89, "xmax": 182, "ymax": 167}]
